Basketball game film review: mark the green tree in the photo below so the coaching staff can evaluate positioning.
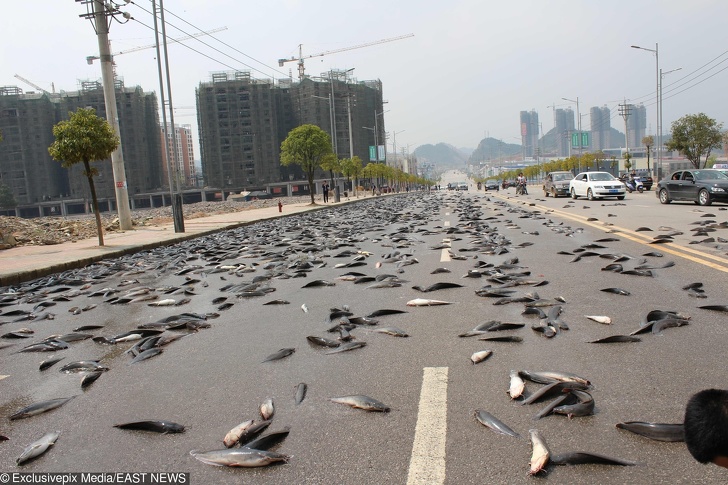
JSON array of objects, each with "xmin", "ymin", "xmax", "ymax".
[
  {"xmin": 623, "ymin": 151, "xmax": 633, "ymax": 172},
  {"xmin": 666, "ymin": 113, "xmax": 724, "ymax": 169},
  {"xmin": 340, "ymin": 156, "xmax": 363, "ymax": 196},
  {"xmin": 642, "ymin": 135, "xmax": 654, "ymax": 171},
  {"xmin": 0, "ymin": 184, "xmax": 16, "ymax": 209},
  {"xmin": 48, "ymin": 107, "xmax": 119, "ymax": 246},
  {"xmin": 280, "ymin": 124, "xmax": 332, "ymax": 205},
  {"xmin": 320, "ymin": 153, "xmax": 341, "ymax": 197}
]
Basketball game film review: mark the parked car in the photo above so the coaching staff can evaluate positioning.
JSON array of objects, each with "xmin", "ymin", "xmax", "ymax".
[
  {"xmin": 484, "ymin": 179, "xmax": 499, "ymax": 191},
  {"xmin": 568, "ymin": 171, "xmax": 626, "ymax": 200},
  {"xmin": 656, "ymin": 169, "xmax": 728, "ymax": 206},
  {"xmin": 456, "ymin": 182, "xmax": 468, "ymax": 191},
  {"xmin": 543, "ymin": 171, "xmax": 574, "ymax": 197}
]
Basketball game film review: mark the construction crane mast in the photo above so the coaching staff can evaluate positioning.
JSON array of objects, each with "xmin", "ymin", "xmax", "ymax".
[
  {"xmin": 86, "ymin": 26, "xmax": 228, "ymax": 64},
  {"xmin": 279, "ymin": 33, "xmax": 414, "ymax": 81}
]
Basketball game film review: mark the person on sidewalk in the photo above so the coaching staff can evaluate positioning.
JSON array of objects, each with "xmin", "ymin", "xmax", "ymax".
[{"xmin": 323, "ymin": 182, "xmax": 329, "ymax": 203}]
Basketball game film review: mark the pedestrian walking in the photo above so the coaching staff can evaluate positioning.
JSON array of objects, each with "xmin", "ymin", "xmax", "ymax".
[{"xmin": 323, "ymin": 182, "xmax": 329, "ymax": 203}]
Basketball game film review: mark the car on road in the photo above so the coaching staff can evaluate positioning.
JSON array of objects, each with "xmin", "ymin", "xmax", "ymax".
[
  {"xmin": 456, "ymin": 182, "xmax": 468, "ymax": 191},
  {"xmin": 568, "ymin": 171, "xmax": 626, "ymax": 200},
  {"xmin": 484, "ymin": 179, "xmax": 499, "ymax": 191},
  {"xmin": 543, "ymin": 171, "xmax": 574, "ymax": 197},
  {"xmin": 656, "ymin": 169, "xmax": 728, "ymax": 206}
]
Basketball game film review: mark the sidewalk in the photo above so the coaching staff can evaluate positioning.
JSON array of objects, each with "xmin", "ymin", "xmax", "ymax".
[{"xmin": 0, "ymin": 193, "xmax": 374, "ymax": 287}]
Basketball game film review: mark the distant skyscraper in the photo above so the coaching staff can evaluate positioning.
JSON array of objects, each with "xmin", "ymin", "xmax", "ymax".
[
  {"xmin": 554, "ymin": 108, "xmax": 575, "ymax": 157},
  {"xmin": 519, "ymin": 110, "xmax": 539, "ymax": 158},
  {"xmin": 590, "ymin": 106, "xmax": 612, "ymax": 150},
  {"xmin": 160, "ymin": 124, "xmax": 195, "ymax": 187},
  {"xmin": 626, "ymin": 104, "xmax": 647, "ymax": 149}
]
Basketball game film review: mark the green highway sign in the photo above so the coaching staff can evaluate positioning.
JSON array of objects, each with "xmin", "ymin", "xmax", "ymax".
[
  {"xmin": 571, "ymin": 132, "xmax": 589, "ymax": 149},
  {"xmin": 369, "ymin": 145, "xmax": 376, "ymax": 161}
]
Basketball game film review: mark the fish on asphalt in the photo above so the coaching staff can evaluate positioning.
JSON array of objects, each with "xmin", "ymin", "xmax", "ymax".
[
  {"xmin": 366, "ymin": 309, "xmax": 407, "ymax": 318},
  {"xmin": 306, "ymin": 336, "xmax": 340, "ymax": 348},
  {"xmin": 519, "ymin": 370, "xmax": 591, "ymax": 387},
  {"xmin": 508, "ymin": 370, "xmax": 526, "ymax": 399},
  {"xmin": 470, "ymin": 349, "xmax": 493, "ymax": 364},
  {"xmin": 615, "ymin": 421, "xmax": 685, "ymax": 442},
  {"xmin": 59, "ymin": 360, "xmax": 108, "ymax": 373},
  {"xmin": 243, "ymin": 428, "xmax": 290, "ymax": 451},
  {"xmin": 81, "ymin": 371, "xmax": 104, "ymax": 389},
  {"xmin": 114, "ymin": 420, "xmax": 185, "ymax": 433},
  {"xmin": 553, "ymin": 390, "xmax": 595, "ymax": 418},
  {"xmin": 190, "ymin": 448, "xmax": 289, "ymax": 467},
  {"xmin": 301, "ymin": 280, "xmax": 335, "ymax": 288},
  {"xmin": 372, "ymin": 327, "xmax": 409, "ymax": 337},
  {"xmin": 585, "ymin": 315, "xmax": 612, "ymax": 324},
  {"xmin": 39, "ymin": 357, "xmax": 65, "ymax": 371},
  {"xmin": 588, "ymin": 335, "xmax": 641, "ymax": 343},
  {"xmin": 474, "ymin": 409, "xmax": 520, "ymax": 438},
  {"xmin": 262, "ymin": 348, "xmax": 295, "ymax": 362},
  {"xmin": 600, "ymin": 287, "xmax": 631, "ymax": 296},
  {"xmin": 130, "ymin": 348, "xmax": 163, "ymax": 364},
  {"xmin": 551, "ymin": 452, "xmax": 637, "ymax": 466},
  {"xmin": 698, "ymin": 305, "xmax": 728, "ymax": 313},
  {"xmin": 529, "ymin": 429, "xmax": 551, "ymax": 475},
  {"xmin": 521, "ymin": 381, "xmax": 590, "ymax": 406},
  {"xmin": 259, "ymin": 398, "xmax": 275, "ymax": 421},
  {"xmin": 16, "ymin": 431, "xmax": 60, "ymax": 466},
  {"xmin": 412, "ymin": 282, "xmax": 464, "ymax": 292},
  {"xmin": 223, "ymin": 420, "xmax": 255, "ymax": 448},
  {"xmin": 9, "ymin": 396, "xmax": 76, "ymax": 420},
  {"xmin": 406, "ymin": 298, "xmax": 452, "ymax": 306},
  {"xmin": 295, "ymin": 383, "xmax": 307, "ymax": 404},
  {"xmin": 325, "ymin": 341, "xmax": 366, "ymax": 354},
  {"xmin": 330, "ymin": 395, "xmax": 390, "ymax": 412}
]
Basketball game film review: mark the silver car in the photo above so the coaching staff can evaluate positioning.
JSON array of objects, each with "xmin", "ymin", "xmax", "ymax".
[{"xmin": 569, "ymin": 171, "xmax": 626, "ymax": 200}]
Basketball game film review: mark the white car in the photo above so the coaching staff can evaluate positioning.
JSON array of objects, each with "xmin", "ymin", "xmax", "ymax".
[{"xmin": 569, "ymin": 171, "xmax": 626, "ymax": 200}]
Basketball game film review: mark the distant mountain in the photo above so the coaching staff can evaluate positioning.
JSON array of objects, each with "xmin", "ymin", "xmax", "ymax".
[
  {"xmin": 459, "ymin": 147, "xmax": 475, "ymax": 158},
  {"xmin": 468, "ymin": 138, "xmax": 522, "ymax": 164},
  {"xmin": 414, "ymin": 143, "xmax": 469, "ymax": 170}
]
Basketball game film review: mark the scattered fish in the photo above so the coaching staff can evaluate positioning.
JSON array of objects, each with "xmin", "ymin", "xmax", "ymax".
[
  {"xmin": 588, "ymin": 335, "xmax": 641, "ymax": 343},
  {"xmin": 474, "ymin": 409, "xmax": 520, "ymax": 438},
  {"xmin": 470, "ymin": 349, "xmax": 493, "ymax": 364},
  {"xmin": 260, "ymin": 398, "xmax": 275, "ymax": 420},
  {"xmin": 551, "ymin": 452, "xmax": 637, "ymax": 466},
  {"xmin": 9, "ymin": 396, "xmax": 76, "ymax": 420},
  {"xmin": 16, "ymin": 431, "xmax": 60, "ymax": 466},
  {"xmin": 406, "ymin": 298, "xmax": 452, "ymax": 306},
  {"xmin": 223, "ymin": 420, "xmax": 254, "ymax": 448},
  {"xmin": 262, "ymin": 348, "xmax": 295, "ymax": 362},
  {"xmin": 600, "ymin": 288, "xmax": 630, "ymax": 296},
  {"xmin": 528, "ymin": 429, "xmax": 551, "ymax": 475},
  {"xmin": 330, "ymin": 395, "xmax": 390, "ymax": 412},
  {"xmin": 190, "ymin": 448, "xmax": 289, "ymax": 467},
  {"xmin": 615, "ymin": 421, "xmax": 684, "ymax": 442},
  {"xmin": 295, "ymin": 383, "xmax": 307, "ymax": 404},
  {"xmin": 585, "ymin": 315, "xmax": 612, "ymax": 324},
  {"xmin": 114, "ymin": 420, "xmax": 185, "ymax": 433}
]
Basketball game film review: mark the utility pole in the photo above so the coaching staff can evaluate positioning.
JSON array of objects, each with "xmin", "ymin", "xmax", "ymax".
[
  {"xmin": 619, "ymin": 99, "xmax": 632, "ymax": 155},
  {"xmin": 80, "ymin": 0, "xmax": 132, "ymax": 230}
]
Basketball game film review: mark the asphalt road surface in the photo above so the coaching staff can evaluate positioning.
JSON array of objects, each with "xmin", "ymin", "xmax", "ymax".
[{"xmin": 1, "ymin": 186, "xmax": 727, "ymax": 484}]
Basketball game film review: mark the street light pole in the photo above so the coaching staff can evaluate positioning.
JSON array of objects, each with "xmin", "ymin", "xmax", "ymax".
[
  {"xmin": 80, "ymin": 0, "xmax": 133, "ymax": 230},
  {"xmin": 631, "ymin": 43, "xmax": 659, "ymax": 179},
  {"xmin": 660, "ymin": 67, "xmax": 682, "ymax": 176}
]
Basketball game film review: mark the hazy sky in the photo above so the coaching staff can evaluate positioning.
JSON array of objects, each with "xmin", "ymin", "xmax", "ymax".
[{"xmin": 2, "ymin": 0, "xmax": 727, "ymax": 157}]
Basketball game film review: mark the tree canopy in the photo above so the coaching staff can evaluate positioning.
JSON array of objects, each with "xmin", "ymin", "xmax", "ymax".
[
  {"xmin": 280, "ymin": 124, "xmax": 332, "ymax": 204},
  {"xmin": 666, "ymin": 113, "xmax": 724, "ymax": 169},
  {"xmin": 48, "ymin": 107, "xmax": 119, "ymax": 246}
]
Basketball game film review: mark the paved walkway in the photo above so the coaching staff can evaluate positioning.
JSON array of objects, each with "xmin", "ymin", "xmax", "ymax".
[{"xmin": 0, "ymin": 193, "xmax": 380, "ymax": 287}]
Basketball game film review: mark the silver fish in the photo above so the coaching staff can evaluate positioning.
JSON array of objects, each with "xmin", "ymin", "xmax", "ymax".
[
  {"xmin": 190, "ymin": 448, "xmax": 289, "ymax": 467},
  {"xmin": 223, "ymin": 420, "xmax": 255, "ymax": 448},
  {"xmin": 585, "ymin": 315, "xmax": 612, "ymax": 324},
  {"xmin": 474, "ymin": 410, "xmax": 520, "ymax": 438},
  {"xmin": 508, "ymin": 370, "xmax": 525, "ymax": 399},
  {"xmin": 470, "ymin": 349, "xmax": 493, "ymax": 364},
  {"xmin": 529, "ymin": 429, "xmax": 550, "ymax": 475},
  {"xmin": 16, "ymin": 431, "xmax": 60, "ymax": 465},
  {"xmin": 9, "ymin": 396, "xmax": 75, "ymax": 420},
  {"xmin": 148, "ymin": 299, "xmax": 176, "ymax": 307},
  {"xmin": 406, "ymin": 298, "xmax": 452, "ymax": 306},
  {"xmin": 295, "ymin": 383, "xmax": 307, "ymax": 404},
  {"xmin": 330, "ymin": 395, "xmax": 390, "ymax": 412},
  {"xmin": 260, "ymin": 398, "xmax": 275, "ymax": 420}
]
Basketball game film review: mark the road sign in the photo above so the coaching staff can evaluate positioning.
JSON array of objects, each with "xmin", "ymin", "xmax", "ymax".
[
  {"xmin": 571, "ymin": 132, "xmax": 589, "ymax": 149},
  {"xmin": 369, "ymin": 145, "xmax": 376, "ymax": 162}
]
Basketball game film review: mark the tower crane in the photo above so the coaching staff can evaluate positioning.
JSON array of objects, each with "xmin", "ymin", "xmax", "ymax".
[
  {"xmin": 86, "ymin": 26, "xmax": 228, "ymax": 64},
  {"xmin": 13, "ymin": 74, "xmax": 55, "ymax": 95},
  {"xmin": 278, "ymin": 33, "xmax": 414, "ymax": 81}
]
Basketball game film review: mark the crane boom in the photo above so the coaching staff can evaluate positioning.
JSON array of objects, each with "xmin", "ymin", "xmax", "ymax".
[
  {"xmin": 13, "ymin": 74, "xmax": 49, "ymax": 94},
  {"xmin": 278, "ymin": 33, "xmax": 415, "ymax": 80},
  {"xmin": 87, "ymin": 26, "xmax": 228, "ymax": 64}
]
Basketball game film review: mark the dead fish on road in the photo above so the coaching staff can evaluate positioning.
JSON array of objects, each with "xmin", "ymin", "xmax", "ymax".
[
  {"xmin": 244, "ymin": 428, "xmax": 290, "ymax": 451},
  {"xmin": 588, "ymin": 335, "xmax": 641, "ymax": 343},
  {"xmin": 81, "ymin": 371, "xmax": 104, "ymax": 389},
  {"xmin": 325, "ymin": 341, "xmax": 366, "ymax": 354},
  {"xmin": 306, "ymin": 336, "xmax": 340, "ymax": 348},
  {"xmin": 259, "ymin": 398, "xmax": 275, "ymax": 420},
  {"xmin": 585, "ymin": 315, "xmax": 612, "ymax": 324},
  {"xmin": 39, "ymin": 357, "xmax": 65, "ymax": 371},
  {"xmin": 529, "ymin": 429, "xmax": 551, "ymax": 475},
  {"xmin": 366, "ymin": 309, "xmax": 407, "ymax": 318},
  {"xmin": 615, "ymin": 421, "xmax": 684, "ymax": 442},
  {"xmin": 59, "ymin": 360, "xmax": 108, "ymax": 373},
  {"xmin": 190, "ymin": 448, "xmax": 289, "ymax": 467},
  {"xmin": 474, "ymin": 409, "xmax": 520, "ymax": 438},
  {"xmin": 406, "ymin": 298, "xmax": 452, "ymax": 306},
  {"xmin": 470, "ymin": 349, "xmax": 493, "ymax": 364},
  {"xmin": 479, "ymin": 335, "xmax": 523, "ymax": 343},
  {"xmin": 330, "ymin": 395, "xmax": 390, "ymax": 412},
  {"xmin": 508, "ymin": 370, "xmax": 526, "ymax": 399},
  {"xmin": 130, "ymin": 348, "xmax": 163, "ymax": 364},
  {"xmin": 262, "ymin": 348, "xmax": 296, "ymax": 362},
  {"xmin": 601, "ymin": 287, "xmax": 631, "ymax": 296},
  {"xmin": 301, "ymin": 280, "xmax": 335, "ymax": 288},
  {"xmin": 412, "ymin": 282, "xmax": 464, "ymax": 292},
  {"xmin": 372, "ymin": 327, "xmax": 409, "ymax": 337},
  {"xmin": 114, "ymin": 420, "xmax": 185, "ymax": 433},
  {"xmin": 9, "ymin": 396, "xmax": 76, "ymax": 420},
  {"xmin": 148, "ymin": 299, "xmax": 177, "ymax": 307},
  {"xmin": 295, "ymin": 383, "xmax": 307, "ymax": 404},
  {"xmin": 16, "ymin": 431, "xmax": 60, "ymax": 466},
  {"xmin": 551, "ymin": 451, "xmax": 637, "ymax": 466}
]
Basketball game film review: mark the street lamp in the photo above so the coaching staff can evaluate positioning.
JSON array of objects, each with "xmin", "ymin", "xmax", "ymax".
[
  {"xmin": 660, "ymin": 67, "xmax": 682, "ymax": 178},
  {"xmin": 392, "ymin": 130, "xmax": 405, "ymax": 173},
  {"xmin": 375, "ymin": 109, "xmax": 389, "ymax": 164},
  {"xmin": 562, "ymin": 97, "xmax": 582, "ymax": 173},
  {"xmin": 631, "ymin": 43, "xmax": 659, "ymax": 180}
]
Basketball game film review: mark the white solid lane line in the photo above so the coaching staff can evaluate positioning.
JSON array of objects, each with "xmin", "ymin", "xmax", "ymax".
[{"xmin": 406, "ymin": 366, "xmax": 449, "ymax": 485}]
